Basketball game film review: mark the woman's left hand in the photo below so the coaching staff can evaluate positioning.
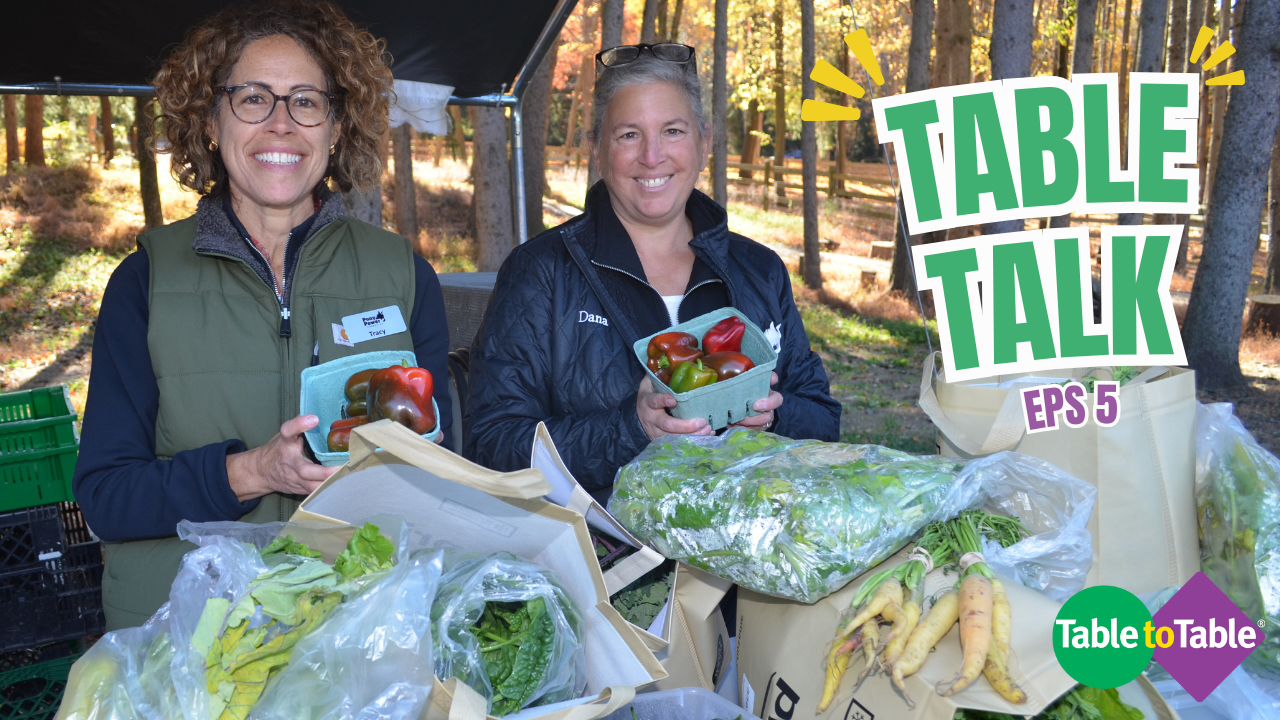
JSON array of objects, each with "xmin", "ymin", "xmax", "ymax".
[{"xmin": 731, "ymin": 372, "xmax": 783, "ymax": 430}]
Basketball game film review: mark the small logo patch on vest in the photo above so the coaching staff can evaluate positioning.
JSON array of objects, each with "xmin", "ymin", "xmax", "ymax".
[{"xmin": 579, "ymin": 310, "xmax": 609, "ymax": 327}]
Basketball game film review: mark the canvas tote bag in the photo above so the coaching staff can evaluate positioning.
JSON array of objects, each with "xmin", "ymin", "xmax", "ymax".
[
  {"xmin": 292, "ymin": 420, "xmax": 666, "ymax": 720},
  {"xmin": 532, "ymin": 423, "xmax": 735, "ymax": 691},
  {"xmin": 918, "ymin": 352, "xmax": 1198, "ymax": 593}
]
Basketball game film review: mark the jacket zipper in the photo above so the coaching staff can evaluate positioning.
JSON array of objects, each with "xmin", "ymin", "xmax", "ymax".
[
  {"xmin": 591, "ymin": 259, "xmax": 723, "ymax": 323},
  {"xmin": 240, "ymin": 232, "xmax": 292, "ymax": 338}
]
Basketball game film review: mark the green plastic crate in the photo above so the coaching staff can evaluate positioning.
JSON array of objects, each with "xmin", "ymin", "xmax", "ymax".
[
  {"xmin": 0, "ymin": 653, "xmax": 78, "ymax": 720},
  {"xmin": 632, "ymin": 307, "xmax": 779, "ymax": 430},
  {"xmin": 0, "ymin": 387, "xmax": 79, "ymax": 513}
]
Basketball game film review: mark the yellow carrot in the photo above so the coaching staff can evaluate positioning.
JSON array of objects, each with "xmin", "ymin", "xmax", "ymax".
[
  {"xmin": 890, "ymin": 590, "xmax": 959, "ymax": 708},
  {"xmin": 853, "ymin": 621, "xmax": 882, "ymax": 689},
  {"xmin": 838, "ymin": 579, "xmax": 903, "ymax": 639},
  {"xmin": 981, "ymin": 578, "xmax": 1026, "ymax": 704},
  {"xmin": 817, "ymin": 629, "xmax": 863, "ymax": 713},
  {"xmin": 936, "ymin": 573, "xmax": 993, "ymax": 697},
  {"xmin": 880, "ymin": 598, "xmax": 920, "ymax": 667}
]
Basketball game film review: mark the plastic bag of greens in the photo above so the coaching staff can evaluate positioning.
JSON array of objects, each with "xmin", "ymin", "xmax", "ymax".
[
  {"xmin": 251, "ymin": 548, "xmax": 444, "ymax": 720},
  {"xmin": 57, "ymin": 519, "xmax": 410, "ymax": 720},
  {"xmin": 1195, "ymin": 402, "xmax": 1280, "ymax": 678},
  {"xmin": 972, "ymin": 454, "xmax": 1097, "ymax": 601},
  {"xmin": 432, "ymin": 551, "xmax": 587, "ymax": 717},
  {"xmin": 608, "ymin": 429, "xmax": 1094, "ymax": 603}
]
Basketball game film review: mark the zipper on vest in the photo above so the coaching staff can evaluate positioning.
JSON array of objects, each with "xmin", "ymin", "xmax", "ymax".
[{"xmin": 241, "ymin": 231, "xmax": 292, "ymax": 338}]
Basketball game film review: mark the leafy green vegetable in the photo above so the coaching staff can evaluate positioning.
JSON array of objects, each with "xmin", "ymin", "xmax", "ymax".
[
  {"xmin": 608, "ymin": 430, "xmax": 972, "ymax": 602},
  {"xmin": 261, "ymin": 534, "xmax": 321, "ymax": 559},
  {"xmin": 952, "ymin": 684, "xmax": 1142, "ymax": 720},
  {"xmin": 610, "ymin": 560, "xmax": 675, "ymax": 631},
  {"xmin": 475, "ymin": 598, "xmax": 558, "ymax": 716},
  {"xmin": 1197, "ymin": 404, "xmax": 1280, "ymax": 677},
  {"xmin": 334, "ymin": 522, "xmax": 396, "ymax": 579}
]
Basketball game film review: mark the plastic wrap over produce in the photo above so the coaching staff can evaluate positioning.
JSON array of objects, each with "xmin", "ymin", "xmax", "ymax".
[
  {"xmin": 432, "ymin": 551, "xmax": 587, "ymax": 717},
  {"xmin": 608, "ymin": 429, "xmax": 1095, "ymax": 603},
  {"xmin": 1195, "ymin": 402, "xmax": 1280, "ymax": 678},
  {"xmin": 56, "ymin": 519, "xmax": 441, "ymax": 720},
  {"xmin": 973, "ymin": 454, "xmax": 1096, "ymax": 600}
]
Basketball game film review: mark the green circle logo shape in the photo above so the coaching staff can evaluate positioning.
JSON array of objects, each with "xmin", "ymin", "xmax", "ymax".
[{"xmin": 1053, "ymin": 585, "xmax": 1154, "ymax": 688}]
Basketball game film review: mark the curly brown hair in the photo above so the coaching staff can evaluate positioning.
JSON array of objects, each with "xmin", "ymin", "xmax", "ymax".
[{"xmin": 151, "ymin": 0, "xmax": 393, "ymax": 194}]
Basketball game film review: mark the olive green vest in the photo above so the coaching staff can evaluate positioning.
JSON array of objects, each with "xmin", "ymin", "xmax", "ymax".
[{"xmin": 101, "ymin": 214, "xmax": 417, "ymax": 629}]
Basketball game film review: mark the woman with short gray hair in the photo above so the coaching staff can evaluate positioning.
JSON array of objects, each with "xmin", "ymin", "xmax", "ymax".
[{"xmin": 466, "ymin": 43, "xmax": 840, "ymax": 502}]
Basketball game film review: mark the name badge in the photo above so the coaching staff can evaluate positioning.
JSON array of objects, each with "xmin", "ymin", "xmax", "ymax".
[{"xmin": 341, "ymin": 305, "xmax": 408, "ymax": 344}]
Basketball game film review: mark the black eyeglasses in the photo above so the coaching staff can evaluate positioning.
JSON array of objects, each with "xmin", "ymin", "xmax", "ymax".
[
  {"xmin": 218, "ymin": 83, "xmax": 338, "ymax": 127},
  {"xmin": 595, "ymin": 43, "xmax": 697, "ymax": 74}
]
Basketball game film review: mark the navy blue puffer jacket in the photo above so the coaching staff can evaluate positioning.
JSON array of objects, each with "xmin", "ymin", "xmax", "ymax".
[{"xmin": 465, "ymin": 184, "xmax": 841, "ymax": 503}]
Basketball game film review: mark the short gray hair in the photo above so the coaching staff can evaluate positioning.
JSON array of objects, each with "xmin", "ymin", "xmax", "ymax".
[{"xmin": 588, "ymin": 53, "xmax": 707, "ymax": 145}]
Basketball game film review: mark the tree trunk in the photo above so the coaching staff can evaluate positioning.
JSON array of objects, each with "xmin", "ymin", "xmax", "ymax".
[
  {"xmin": 933, "ymin": 0, "xmax": 973, "ymax": 87},
  {"xmin": 773, "ymin": 0, "xmax": 787, "ymax": 198},
  {"xmin": 451, "ymin": 106, "xmax": 468, "ymax": 164},
  {"xmin": 392, "ymin": 123, "xmax": 418, "ymax": 245},
  {"xmin": 1169, "ymin": 0, "xmax": 1192, "ymax": 270},
  {"xmin": 1244, "ymin": 295, "xmax": 1280, "ymax": 336},
  {"xmin": 601, "ymin": 0, "xmax": 623, "ymax": 48},
  {"xmin": 983, "ymin": 0, "xmax": 1035, "ymax": 236},
  {"xmin": 1051, "ymin": 0, "xmax": 1101, "ymax": 228},
  {"xmin": 835, "ymin": 1, "xmax": 852, "ymax": 193},
  {"xmin": 712, "ymin": 0, "xmax": 729, "ymax": 206},
  {"xmin": 1182, "ymin": 0, "xmax": 1280, "ymax": 388},
  {"xmin": 641, "ymin": 0, "xmax": 660, "ymax": 43},
  {"xmin": 657, "ymin": 0, "xmax": 668, "ymax": 40},
  {"xmin": 471, "ymin": 106, "xmax": 515, "ymax": 271},
  {"xmin": 1204, "ymin": 0, "xmax": 1234, "ymax": 212},
  {"xmin": 1073, "ymin": 0, "xmax": 1099, "ymax": 74},
  {"xmin": 1119, "ymin": 0, "xmax": 1170, "ymax": 225},
  {"xmin": 3, "ymin": 96, "xmax": 18, "ymax": 170},
  {"xmin": 523, "ymin": 41, "xmax": 558, "ymax": 236},
  {"xmin": 1266, "ymin": 133, "xmax": 1280, "ymax": 291},
  {"xmin": 741, "ymin": 99, "xmax": 762, "ymax": 178},
  {"xmin": 801, "ymin": 0, "xmax": 820, "ymax": 289},
  {"xmin": 892, "ymin": 0, "xmax": 938, "ymax": 292},
  {"xmin": 670, "ymin": 0, "xmax": 685, "ymax": 40},
  {"xmin": 1054, "ymin": 0, "xmax": 1071, "ymax": 78},
  {"xmin": 24, "ymin": 96, "xmax": 45, "ymax": 167},
  {"xmin": 1118, "ymin": 0, "xmax": 1134, "ymax": 153},
  {"xmin": 99, "ymin": 97, "xmax": 115, "ymax": 167},
  {"xmin": 135, "ymin": 98, "xmax": 163, "ymax": 230}
]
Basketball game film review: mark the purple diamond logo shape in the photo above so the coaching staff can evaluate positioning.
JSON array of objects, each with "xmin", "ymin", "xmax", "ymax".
[{"xmin": 1153, "ymin": 572, "xmax": 1259, "ymax": 701}]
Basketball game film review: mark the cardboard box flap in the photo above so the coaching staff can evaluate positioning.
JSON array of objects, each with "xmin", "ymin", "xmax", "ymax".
[{"xmin": 294, "ymin": 423, "xmax": 666, "ymax": 699}]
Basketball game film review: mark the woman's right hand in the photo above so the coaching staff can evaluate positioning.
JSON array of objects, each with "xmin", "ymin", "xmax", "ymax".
[
  {"xmin": 637, "ymin": 376, "xmax": 713, "ymax": 440},
  {"xmin": 227, "ymin": 414, "xmax": 340, "ymax": 501}
]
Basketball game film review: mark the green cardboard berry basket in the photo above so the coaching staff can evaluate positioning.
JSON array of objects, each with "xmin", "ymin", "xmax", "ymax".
[
  {"xmin": 300, "ymin": 351, "xmax": 441, "ymax": 466},
  {"xmin": 632, "ymin": 307, "xmax": 778, "ymax": 430}
]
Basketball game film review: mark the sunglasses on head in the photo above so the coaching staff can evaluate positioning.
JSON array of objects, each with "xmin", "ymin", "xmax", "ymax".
[{"xmin": 595, "ymin": 43, "xmax": 697, "ymax": 74}]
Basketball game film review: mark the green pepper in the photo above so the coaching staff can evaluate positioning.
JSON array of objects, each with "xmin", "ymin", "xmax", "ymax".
[{"xmin": 669, "ymin": 359, "xmax": 718, "ymax": 393}]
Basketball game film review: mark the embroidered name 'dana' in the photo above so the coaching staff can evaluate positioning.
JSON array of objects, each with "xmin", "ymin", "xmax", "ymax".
[{"xmin": 579, "ymin": 311, "xmax": 609, "ymax": 326}]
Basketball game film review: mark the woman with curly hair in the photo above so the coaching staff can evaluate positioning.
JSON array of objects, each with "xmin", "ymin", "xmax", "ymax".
[{"xmin": 73, "ymin": 1, "xmax": 451, "ymax": 629}]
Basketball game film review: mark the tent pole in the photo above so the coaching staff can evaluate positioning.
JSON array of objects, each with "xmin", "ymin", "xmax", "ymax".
[
  {"xmin": 511, "ymin": 0, "xmax": 580, "ymax": 98},
  {"xmin": 512, "ymin": 98, "xmax": 528, "ymax": 244}
]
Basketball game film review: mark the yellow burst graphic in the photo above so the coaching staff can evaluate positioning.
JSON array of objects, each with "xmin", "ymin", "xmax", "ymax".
[
  {"xmin": 1191, "ymin": 25, "xmax": 1245, "ymax": 86},
  {"xmin": 801, "ymin": 29, "xmax": 884, "ymax": 122}
]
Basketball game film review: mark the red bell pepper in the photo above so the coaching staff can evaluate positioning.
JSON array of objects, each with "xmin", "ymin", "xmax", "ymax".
[
  {"xmin": 701, "ymin": 351, "xmax": 755, "ymax": 381},
  {"xmin": 367, "ymin": 364, "xmax": 437, "ymax": 435},
  {"xmin": 647, "ymin": 332, "xmax": 702, "ymax": 379},
  {"xmin": 702, "ymin": 316, "xmax": 746, "ymax": 354},
  {"xmin": 327, "ymin": 415, "xmax": 372, "ymax": 452}
]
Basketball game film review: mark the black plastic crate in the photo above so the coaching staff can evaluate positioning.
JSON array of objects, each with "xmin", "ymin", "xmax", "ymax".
[
  {"xmin": 0, "ymin": 507, "xmax": 63, "ymax": 573},
  {"xmin": 0, "ymin": 654, "xmax": 78, "ymax": 720},
  {"xmin": 0, "ymin": 543, "xmax": 104, "ymax": 653},
  {"xmin": 56, "ymin": 504, "xmax": 92, "ymax": 547},
  {"xmin": 0, "ymin": 640, "xmax": 79, "ymax": 675}
]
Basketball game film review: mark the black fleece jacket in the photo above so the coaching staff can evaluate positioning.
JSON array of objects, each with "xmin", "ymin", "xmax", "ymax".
[{"xmin": 464, "ymin": 182, "xmax": 841, "ymax": 504}]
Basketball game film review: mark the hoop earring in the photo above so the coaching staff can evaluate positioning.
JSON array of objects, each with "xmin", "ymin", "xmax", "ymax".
[{"xmin": 208, "ymin": 140, "xmax": 218, "ymax": 151}]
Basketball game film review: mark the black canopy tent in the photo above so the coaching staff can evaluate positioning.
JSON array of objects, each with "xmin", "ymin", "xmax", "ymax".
[{"xmin": 0, "ymin": 0, "xmax": 579, "ymax": 243}]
